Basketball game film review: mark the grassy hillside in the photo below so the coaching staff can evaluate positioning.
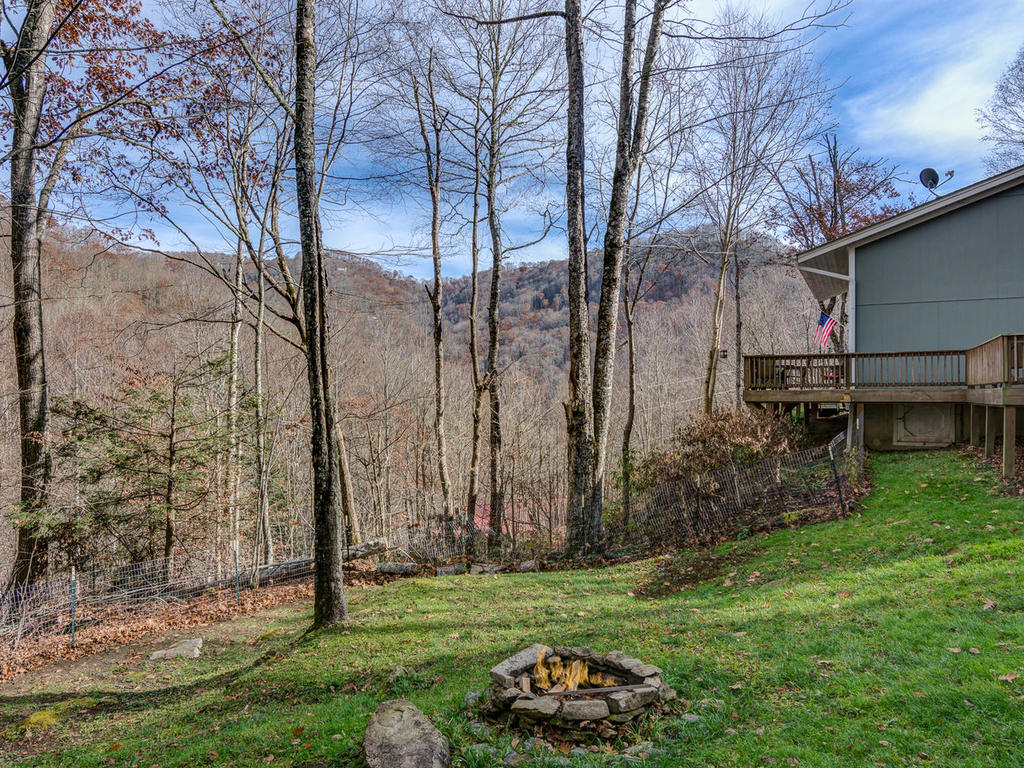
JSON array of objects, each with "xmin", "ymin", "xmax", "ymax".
[{"xmin": 2, "ymin": 451, "xmax": 1022, "ymax": 767}]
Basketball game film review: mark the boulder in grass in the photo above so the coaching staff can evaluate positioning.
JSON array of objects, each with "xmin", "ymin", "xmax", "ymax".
[
  {"xmin": 364, "ymin": 699, "xmax": 450, "ymax": 768},
  {"xmin": 150, "ymin": 637, "xmax": 202, "ymax": 660}
]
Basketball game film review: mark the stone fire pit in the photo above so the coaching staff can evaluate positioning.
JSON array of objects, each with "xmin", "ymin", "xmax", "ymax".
[{"xmin": 479, "ymin": 644, "xmax": 676, "ymax": 734}]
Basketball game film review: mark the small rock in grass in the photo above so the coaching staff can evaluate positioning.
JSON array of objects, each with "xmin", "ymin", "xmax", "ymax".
[
  {"xmin": 466, "ymin": 722, "xmax": 491, "ymax": 739},
  {"xmin": 520, "ymin": 737, "xmax": 552, "ymax": 752},
  {"xmin": 504, "ymin": 752, "xmax": 527, "ymax": 766},
  {"xmin": 569, "ymin": 747, "xmax": 590, "ymax": 756},
  {"xmin": 463, "ymin": 690, "xmax": 482, "ymax": 710},
  {"xmin": 150, "ymin": 637, "xmax": 202, "ymax": 660},
  {"xmin": 681, "ymin": 713, "xmax": 701, "ymax": 723},
  {"xmin": 388, "ymin": 665, "xmax": 410, "ymax": 684},
  {"xmin": 622, "ymin": 741, "xmax": 655, "ymax": 756},
  {"xmin": 466, "ymin": 744, "xmax": 500, "ymax": 757}
]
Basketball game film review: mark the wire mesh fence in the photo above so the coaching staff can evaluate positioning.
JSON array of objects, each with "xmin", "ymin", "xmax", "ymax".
[
  {"xmin": 2, "ymin": 431, "xmax": 861, "ymax": 662},
  {"xmin": 606, "ymin": 430, "xmax": 859, "ymax": 553},
  {"xmin": 0, "ymin": 552, "xmax": 316, "ymax": 655}
]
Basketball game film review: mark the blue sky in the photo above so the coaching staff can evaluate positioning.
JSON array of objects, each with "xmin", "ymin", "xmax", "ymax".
[
  {"xmin": 340, "ymin": 0, "xmax": 1024, "ymax": 279},
  {"xmin": 146, "ymin": 0, "xmax": 1024, "ymax": 280},
  {"xmin": 815, "ymin": 0, "xmax": 1024, "ymax": 187}
]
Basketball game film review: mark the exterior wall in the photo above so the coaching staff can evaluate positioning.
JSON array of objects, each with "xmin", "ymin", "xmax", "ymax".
[
  {"xmin": 855, "ymin": 185, "xmax": 1024, "ymax": 353},
  {"xmin": 862, "ymin": 403, "xmax": 962, "ymax": 450}
]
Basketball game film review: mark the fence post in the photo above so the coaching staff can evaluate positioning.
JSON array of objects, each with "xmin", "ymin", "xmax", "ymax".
[
  {"xmin": 70, "ymin": 566, "xmax": 77, "ymax": 647},
  {"xmin": 828, "ymin": 444, "xmax": 847, "ymax": 515},
  {"xmin": 233, "ymin": 548, "xmax": 241, "ymax": 606}
]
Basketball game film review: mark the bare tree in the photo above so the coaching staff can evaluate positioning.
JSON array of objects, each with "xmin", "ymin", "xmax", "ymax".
[
  {"xmin": 694, "ymin": 10, "xmax": 829, "ymax": 413},
  {"xmin": 772, "ymin": 133, "xmax": 905, "ymax": 351},
  {"xmin": 441, "ymin": 0, "xmax": 561, "ymax": 553},
  {"xmin": 979, "ymin": 42, "xmax": 1024, "ymax": 173}
]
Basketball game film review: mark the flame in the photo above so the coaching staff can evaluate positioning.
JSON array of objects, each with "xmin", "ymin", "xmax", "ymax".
[{"xmin": 532, "ymin": 648, "xmax": 619, "ymax": 692}]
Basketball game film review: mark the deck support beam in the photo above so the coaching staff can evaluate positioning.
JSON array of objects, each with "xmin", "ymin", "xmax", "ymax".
[
  {"xmin": 985, "ymin": 406, "xmax": 997, "ymax": 458},
  {"xmin": 969, "ymin": 405, "xmax": 982, "ymax": 446},
  {"xmin": 1003, "ymin": 406, "xmax": 1016, "ymax": 477}
]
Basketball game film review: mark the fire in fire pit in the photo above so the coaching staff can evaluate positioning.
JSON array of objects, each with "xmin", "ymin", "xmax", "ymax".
[{"xmin": 479, "ymin": 644, "xmax": 676, "ymax": 735}]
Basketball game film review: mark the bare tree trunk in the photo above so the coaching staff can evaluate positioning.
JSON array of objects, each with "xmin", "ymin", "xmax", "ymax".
[
  {"xmin": 337, "ymin": 428, "xmax": 361, "ymax": 547},
  {"xmin": 584, "ymin": 0, "xmax": 666, "ymax": 548},
  {"xmin": 466, "ymin": 125, "xmax": 484, "ymax": 553},
  {"xmin": 227, "ymin": 242, "xmax": 243, "ymax": 563},
  {"xmin": 484, "ymin": 107, "xmax": 504, "ymax": 554},
  {"xmin": 4, "ymin": 0, "xmax": 59, "ymax": 589},
  {"xmin": 412, "ymin": 58, "xmax": 455, "ymax": 545},
  {"xmin": 253, "ymin": 244, "xmax": 274, "ymax": 565},
  {"xmin": 733, "ymin": 250, "xmax": 743, "ymax": 408},
  {"xmin": 563, "ymin": 0, "xmax": 594, "ymax": 558},
  {"xmin": 295, "ymin": 0, "xmax": 348, "ymax": 628},
  {"xmin": 163, "ymin": 379, "xmax": 178, "ymax": 579},
  {"xmin": 703, "ymin": 235, "xmax": 733, "ymax": 413},
  {"xmin": 621, "ymin": 265, "xmax": 637, "ymax": 528}
]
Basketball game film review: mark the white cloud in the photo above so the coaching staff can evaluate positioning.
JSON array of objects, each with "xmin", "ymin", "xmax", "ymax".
[{"xmin": 833, "ymin": 0, "xmax": 1024, "ymax": 182}]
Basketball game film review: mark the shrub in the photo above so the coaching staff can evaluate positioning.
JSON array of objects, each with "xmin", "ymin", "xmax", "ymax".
[{"xmin": 638, "ymin": 409, "xmax": 809, "ymax": 487}]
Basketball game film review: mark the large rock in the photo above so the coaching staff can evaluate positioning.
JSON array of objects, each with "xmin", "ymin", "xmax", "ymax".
[
  {"xmin": 489, "ymin": 643, "xmax": 549, "ymax": 688},
  {"xmin": 364, "ymin": 700, "xmax": 450, "ymax": 768},
  {"xmin": 510, "ymin": 696, "xmax": 560, "ymax": 719},
  {"xmin": 150, "ymin": 637, "xmax": 202, "ymax": 660},
  {"xmin": 607, "ymin": 686, "xmax": 658, "ymax": 714},
  {"xmin": 560, "ymin": 699, "xmax": 609, "ymax": 721}
]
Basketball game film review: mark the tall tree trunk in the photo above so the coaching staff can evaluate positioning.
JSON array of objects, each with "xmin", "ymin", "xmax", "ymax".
[
  {"xmin": 621, "ymin": 266, "xmax": 637, "ymax": 527},
  {"xmin": 295, "ymin": 0, "xmax": 348, "ymax": 628},
  {"xmin": 703, "ymin": 234, "xmax": 733, "ymax": 413},
  {"xmin": 253, "ymin": 244, "xmax": 274, "ymax": 565},
  {"xmin": 227, "ymin": 241, "xmax": 243, "ymax": 564},
  {"xmin": 484, "ymin": 109, "xmax": 504, "ymax": 554},
  {"xmin": 5, "ymin": 0, "xmax": 59, "ymax": 589},
  {"xmin": 466, "ymin": 120, "xmax": 484, "ymax": 553},
  {"xmin": 585, "ymin": 0, "xmax": 666, "ymax": 548},
  {"xmin": 733, "ymin": 250, "xmax": 743, "ymax": 408},
  {"xmin": 413, "ymin": 59, "xmax": 454, "ymax": 546},
  {"xmin": 563, "ymin": 0, "xmax": 594, "ymax": 558}
]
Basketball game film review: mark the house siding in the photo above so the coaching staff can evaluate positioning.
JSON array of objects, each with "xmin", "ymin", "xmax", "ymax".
[{"xmin": 855, "ymin": 184, "xmax": 1024, "ymax": 353}]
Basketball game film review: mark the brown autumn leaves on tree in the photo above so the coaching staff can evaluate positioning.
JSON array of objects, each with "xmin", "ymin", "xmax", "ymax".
[
  {"xmin": 1, "ymin": 0, "xmax": 180, "ymax": 590},
  {"xmin": 772, "ymin": 133, "xmax": 907, "ymax": 352}
]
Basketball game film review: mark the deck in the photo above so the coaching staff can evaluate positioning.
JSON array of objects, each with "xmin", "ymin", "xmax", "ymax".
[{"xmin": 743, "ymin": 334, "xmax": 1024, "ymax": 406}]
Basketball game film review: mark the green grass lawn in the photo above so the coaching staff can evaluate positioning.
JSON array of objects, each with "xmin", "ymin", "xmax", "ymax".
[{"xmin": 2, "ymin": 450, "xmax": 1022, "ymax": 767}]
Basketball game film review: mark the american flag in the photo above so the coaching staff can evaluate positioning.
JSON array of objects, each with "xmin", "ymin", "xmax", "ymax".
[{"xmin": 814, "ymin": 311, "xmax": 838, "ymax": 348}]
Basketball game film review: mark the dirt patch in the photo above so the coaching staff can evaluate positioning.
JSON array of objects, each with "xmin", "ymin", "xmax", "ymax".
[
  {"xmin": 0, "ymin": 560, "xmax": 403, "ymax": 685},
  {"xmin": 636, "ymin": 545, "xmax": 759, "ymax": 598}
]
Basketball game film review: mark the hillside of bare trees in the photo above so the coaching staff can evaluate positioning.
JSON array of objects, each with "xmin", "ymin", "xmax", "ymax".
[{"xmin": 0, "ymin": 220, "xmax": 815, "ymax": 582}]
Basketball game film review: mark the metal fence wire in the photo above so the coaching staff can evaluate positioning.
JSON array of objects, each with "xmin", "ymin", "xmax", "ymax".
[
  {"xmin": 610, "ymin": 430, "xmax": 858, "ymax": 551},
  {"xmin": 1, "ymin": 431, "xmax": 859, "ymax": 658}
]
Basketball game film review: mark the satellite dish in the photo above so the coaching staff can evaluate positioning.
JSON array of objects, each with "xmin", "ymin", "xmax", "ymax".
[{"xmin": 919, "ymin": 168, "xmax": 940, "ymax": 190}]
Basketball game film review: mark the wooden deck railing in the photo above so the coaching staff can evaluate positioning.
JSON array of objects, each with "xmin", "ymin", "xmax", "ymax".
[{"xmin": 745, "ymin": 334, "xmax": 1024, "ymax": 392}]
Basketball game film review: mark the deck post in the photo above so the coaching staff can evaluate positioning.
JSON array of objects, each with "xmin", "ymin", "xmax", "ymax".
[
  {"xmin": 969, "ymin": 405, "xmax": 982, "ymax": 446},
  {"xmin": 846, "ymin": 407, "xmax": 856, "ymax": 451},
  {"xmin": 1003, "ymin": 406, "xmax": 1017, "ymax": 477},
  {"xmin": 856, "ymin": 403, "xmax": 865, "ymax": 451},
  {"xmin": 985, "ymin": 406, "xmax": 997, "ymax": 458}
]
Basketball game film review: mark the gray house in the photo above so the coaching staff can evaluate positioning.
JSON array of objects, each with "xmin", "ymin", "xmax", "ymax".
[{"xmin": 743, "ymin": 164, "xmax": 1024, "ymax": 476}]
